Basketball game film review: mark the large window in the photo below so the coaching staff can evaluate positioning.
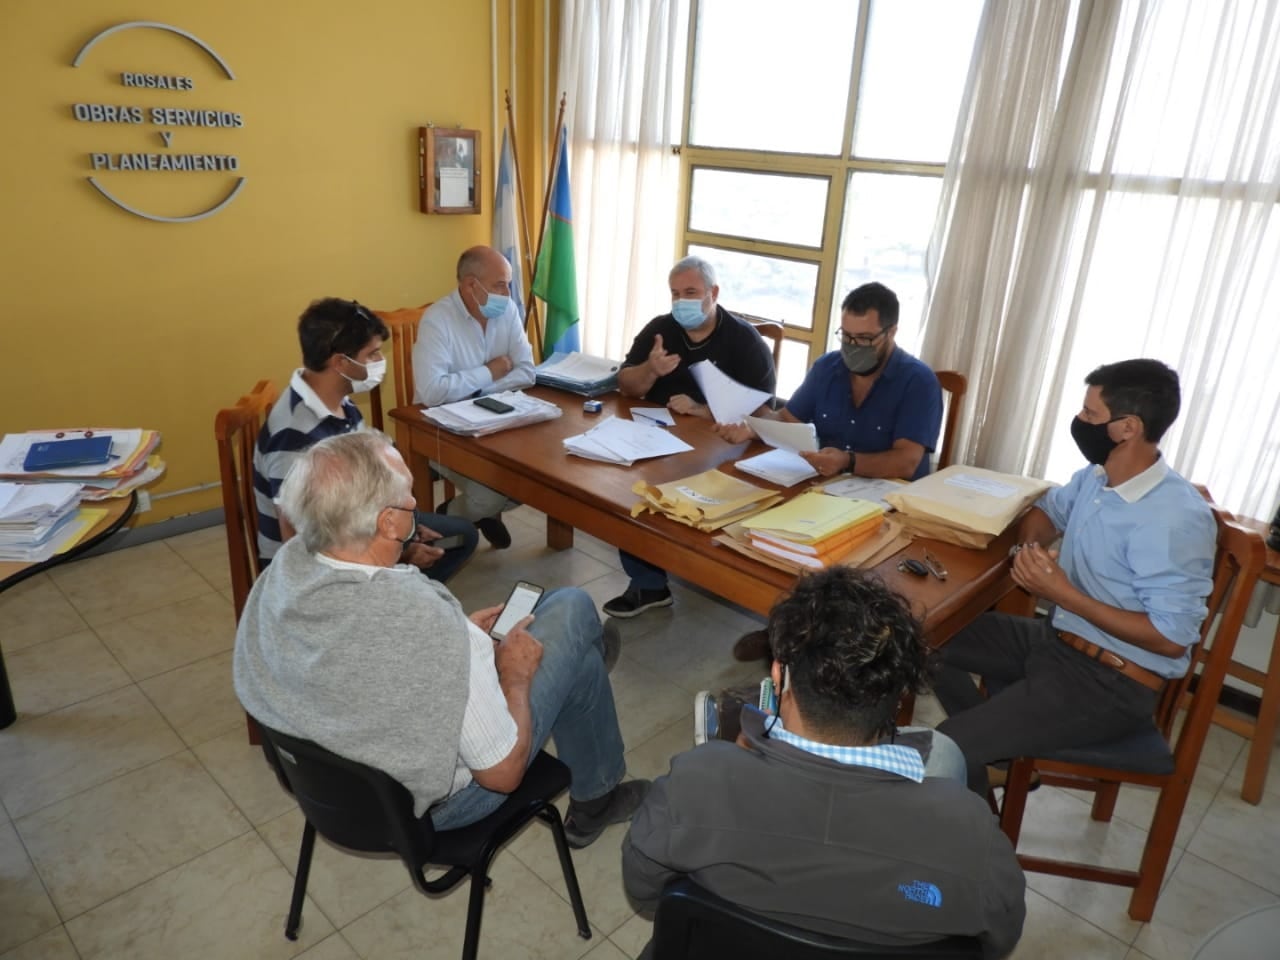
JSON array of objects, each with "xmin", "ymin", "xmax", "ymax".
[{"xmin": 680, "ymin": 0, "xmax": 983, "ymax": 397}]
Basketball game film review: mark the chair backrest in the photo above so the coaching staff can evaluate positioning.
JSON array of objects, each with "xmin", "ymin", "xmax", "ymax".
[
  {"xmin": 652, "ymin": 878, "xmax": 982, "ymax": 959},
  {"xmin": 369, "ymin": 304, "xmax": 430, "ymax": 429},
  {"xmin": 214, "ymin": 380, "xmax": 279, "ymax": 621},
  {"xmin": 255, "ymin": 720, "xmax": 434, "ymax": 885},
  {"xmin": 736, "ymin": 312, "xmax": 785, "ymax": 368},
  {"xmin": 1154, "ymin": 518, "xmax": 1265, "ymax": 748},
  {"xmin": 934, "ymin": 371, "xmax": 967, "ymax": 470}
]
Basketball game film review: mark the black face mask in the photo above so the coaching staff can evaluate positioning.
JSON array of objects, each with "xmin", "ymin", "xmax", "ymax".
[{"xmin": 1070, "ymin": 416, "xmax": 1123, "ymax": 465}]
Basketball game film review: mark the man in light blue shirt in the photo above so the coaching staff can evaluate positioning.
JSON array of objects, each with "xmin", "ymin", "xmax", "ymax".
[
  {"xmin": 413, "ymin": 247, "xmax": 536, "ymax": 548},
  {"xmin": 934, "ymin": 359, "xmax": 1216, "ymax": 795}
]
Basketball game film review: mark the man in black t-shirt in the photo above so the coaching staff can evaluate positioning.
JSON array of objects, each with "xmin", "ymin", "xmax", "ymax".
[{"xmin": 605, "ymin": 256, "xmax": 777, "ymax": 618}]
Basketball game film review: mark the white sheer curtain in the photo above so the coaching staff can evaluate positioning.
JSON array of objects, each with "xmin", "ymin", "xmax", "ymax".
[
  {"xmin": 556, "ymin": 0, "xmax": 688, "ymax": 361},
  {"xmin": 921, "ymin": 0, "xmax": 1280, "ymax": 518}
]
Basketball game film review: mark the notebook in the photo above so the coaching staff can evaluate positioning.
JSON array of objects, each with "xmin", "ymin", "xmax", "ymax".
[{"xmin": 23, "ymin": 436, "xmax": 113, "ymax": 471}]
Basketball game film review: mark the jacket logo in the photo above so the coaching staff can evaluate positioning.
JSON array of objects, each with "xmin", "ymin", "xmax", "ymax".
[{"xmin": 898, "ymin": 881, "xmax": 942, "ymax": 907}]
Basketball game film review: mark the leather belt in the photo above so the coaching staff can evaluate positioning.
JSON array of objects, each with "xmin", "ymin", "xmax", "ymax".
[{"xmin": 1057, "ymin": 631, "xmax": 1166, "ymax": 692}]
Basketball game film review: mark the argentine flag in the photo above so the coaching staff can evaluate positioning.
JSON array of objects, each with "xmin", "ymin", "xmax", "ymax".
[{"xmin": 494, "ymin": 128, "xmax": 526, "ymax": 323}]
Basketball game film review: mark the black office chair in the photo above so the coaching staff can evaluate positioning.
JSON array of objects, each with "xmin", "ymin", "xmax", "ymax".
[
  {"xmin": 254, "ymin": 721, "xmax": 591, "ymax": 960},
  {"xmin": 652, "ymin": 879, "xmax": 982, "ymax": 959}
]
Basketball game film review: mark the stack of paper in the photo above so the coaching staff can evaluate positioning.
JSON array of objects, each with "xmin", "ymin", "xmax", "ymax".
[
  {"xmin": 422, "ymin": 391, "xmax": 562, "ymax": 437},
  {"xmin": 536, "ymin": 352, "xmax": 620, "ymax": 397},
  {"xmin": 0, "ymin": 481, "xmax": 100, "ymax": 562},
  {"xmin": 735, "ymin": 416, "xmax": 820, "ymax": 486},
  {"xmin": 0, "ymin": 429, "xmax": 166, "ymax": 499},
  {"xmin": 630, "ymin": 469, "xmax": 782, "ymax": 531},
  {"xmin": 563, "ymin": 416, "xmax": 693, "ymax": 466},
  {"xmin": 741, "ymin": 492, "xmax": 885, "ymax": 570},
  {"xmin": 883, "ymin": 466, "xmax": 1054, "ymax": 547}
]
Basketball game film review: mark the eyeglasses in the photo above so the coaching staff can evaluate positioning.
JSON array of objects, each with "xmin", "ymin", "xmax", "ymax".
[{"xmin": 835, "ymin": 327, "xmax": 890, "ymax": 348}]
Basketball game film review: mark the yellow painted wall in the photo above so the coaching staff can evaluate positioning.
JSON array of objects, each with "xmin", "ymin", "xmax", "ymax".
[{"xmin": 0, "ymin": 0, "xmax": 549, "ymax": 524}]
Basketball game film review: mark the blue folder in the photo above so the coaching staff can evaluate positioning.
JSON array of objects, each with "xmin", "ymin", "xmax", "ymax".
[{"xmin": 23, "ymin": 436, "xmax": 113, "ymax": 471}]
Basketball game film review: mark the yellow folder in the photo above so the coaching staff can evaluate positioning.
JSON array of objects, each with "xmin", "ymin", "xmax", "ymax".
[{"xmin": 742, "ymin": 491, "xmax": 883, "ymax": 544}]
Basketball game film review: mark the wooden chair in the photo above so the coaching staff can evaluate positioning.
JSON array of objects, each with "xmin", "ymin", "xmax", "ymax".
[
  {"xmin": 997, "ymin": 517, "xmax": 1266, "ymax": 921},
  {"xmin": 369, "ymin": 304, "xmax": 454, "ymax": 510},
  {"xmin": 934, "ymin": 371, "xmax": 967, "ymax": 470},
  {"xmin": 214, "ymin": 380, "xmax": 279, "ymax": 620},
  {"xmin": 368, "ymin": 303, "xmax": 429, "ymax": 430},
  {"xmin": 736, "ymin": 312, "xmax": 785, "ymax": 368},
  {"xmin": 214, "ymin": 380, "xmax": 280, "ymax": 746}
]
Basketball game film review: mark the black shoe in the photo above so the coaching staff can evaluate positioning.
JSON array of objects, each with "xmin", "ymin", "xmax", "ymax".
[
  {"xmin": 564, "ymin": 779, "xmax": 652, "ymax": 848},
  {"xmin": 732, "ymin": 629, "xmax": 771, "ymax": 663},
  {"xmin": 602, "ymin": 620, "xmax": 622, "ymax": 674},
  {"xmin": 602, "ymin": 586, "xmax": 673, "ymax": 619},
  {"xmin": 475, "ymin": 515, "xmax": 512, "ymax": 549}
]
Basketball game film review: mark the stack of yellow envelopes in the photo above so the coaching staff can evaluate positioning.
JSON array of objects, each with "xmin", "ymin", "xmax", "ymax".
[{"xmin": 631, "ymin": 469, "xmax": 782, "ymax": 532}]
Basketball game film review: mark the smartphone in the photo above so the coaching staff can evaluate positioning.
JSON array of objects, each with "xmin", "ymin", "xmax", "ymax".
[
  {"xmin": 490, "ymin": 580, "xmax": 544, "ymax": 641},
  {"xmin": 474, "ymin": 395, "xmax": 515, "ymax": 414},
  {"xmin": 430, "ymin": 533, "xmax": 466, "ymax": 550}
]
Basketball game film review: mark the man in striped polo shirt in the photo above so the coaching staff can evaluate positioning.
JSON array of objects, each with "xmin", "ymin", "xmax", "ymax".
[{"xmin": 253, "ymin": 298, "xmax": 477, "ymax": 581}]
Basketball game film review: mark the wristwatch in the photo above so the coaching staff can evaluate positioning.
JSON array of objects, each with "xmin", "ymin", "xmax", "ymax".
[{"xmin": 846, "ymin": 449, "xmax": 856, "ymax": 474}]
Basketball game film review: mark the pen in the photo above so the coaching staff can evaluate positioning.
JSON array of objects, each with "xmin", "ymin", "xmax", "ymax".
[{"xmin": 633, "ymin": 412, "xmax": 669, "ymax": 428}]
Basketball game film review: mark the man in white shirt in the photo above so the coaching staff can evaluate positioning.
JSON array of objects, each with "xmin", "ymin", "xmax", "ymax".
[{"xmin": 413, "ymin": 246, "xmax": 536, "ymax": 549}]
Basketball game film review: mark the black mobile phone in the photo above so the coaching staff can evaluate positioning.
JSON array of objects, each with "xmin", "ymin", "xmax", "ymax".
[
  {"xmin": 430, "ymin": 533, "xmax": 466, "ymax": 550},
  {"xmin": 474, "ymin": 396, "xmax": 515, "ymax": 414},
  {"xmin": 490, "ymin": 580, "xmax": 545, "ymax": 640}
]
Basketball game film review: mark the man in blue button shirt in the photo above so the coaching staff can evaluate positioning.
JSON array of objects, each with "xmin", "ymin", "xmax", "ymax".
[
  {"xmin": 715, "ymin": 281, "xmax": 942, "ymax": 482},
  {"xmin": 933, "ymin": 359, "xmax": 1216, "ymax": 795},
  {"xmin": 717, "ymin": 282, "xmax": 943, "ymax": 660}
]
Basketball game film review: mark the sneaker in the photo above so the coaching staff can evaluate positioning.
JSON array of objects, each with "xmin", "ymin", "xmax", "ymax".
[
  {"xmin": 602, "ymin": 586, "xmax": 673, "ymax": 619},
  {"xmin": 564, "ymin": 779, "xmax": 652, "ymax": 848},
  {"xmin": 732, "ymin": 628, "xmax": 771, "ymax": 663},
  {"xmin": 693, "ymin": 683, "xmax": 760, "ymax": 746},
  {"xmin": 475, "ymin": 515, "xmax": 512, "ymax": 549},
  {"xmin": 602, "ymin": 620, "xmax": 622, "ymax": 674}
]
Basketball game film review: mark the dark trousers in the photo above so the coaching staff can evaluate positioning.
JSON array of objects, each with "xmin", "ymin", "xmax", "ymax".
[{"xmin": 933, "ymin": 613, "xmax": 1159, "ymax": 794}]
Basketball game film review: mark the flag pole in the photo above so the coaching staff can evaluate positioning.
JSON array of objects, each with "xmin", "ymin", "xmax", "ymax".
[
  {"xmin": 504, "ymin": 90, "xmax": 539, "ymax": 347},
  {"xmin": 532, "ymin": 93, "xmax": 568, "ymax": 357}
]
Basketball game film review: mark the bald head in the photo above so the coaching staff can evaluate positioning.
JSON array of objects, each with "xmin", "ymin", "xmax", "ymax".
[{"xmin": 457, "ymin": 246, "xmax": 510, "ymax": 283}]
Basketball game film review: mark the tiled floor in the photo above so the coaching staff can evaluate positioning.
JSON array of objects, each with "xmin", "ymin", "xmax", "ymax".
[{"xmin": 2, "ymin": 506, "xmax": 1278, "ymax": 959}]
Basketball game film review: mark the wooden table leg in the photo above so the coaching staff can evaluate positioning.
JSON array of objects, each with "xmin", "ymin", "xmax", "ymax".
[
  {"xmin": 395, "ymin": 420, "xmax": 436, "ymax": 512},
  {"xmin": 547, "ymin": 516, "xmax": 574, "ymax": 550},
  {"xmin": 1242, "ymin": 616, "xmax": 1280, "ymax": 804}
]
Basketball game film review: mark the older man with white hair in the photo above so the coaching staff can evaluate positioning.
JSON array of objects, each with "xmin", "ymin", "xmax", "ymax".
[{"xmin": 233, "ymin": 430, "xmax": 648, "ymax": 846}]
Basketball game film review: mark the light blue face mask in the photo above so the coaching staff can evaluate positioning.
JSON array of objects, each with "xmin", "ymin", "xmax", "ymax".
[
  {"xmin": 479, "ymin": 292, "xmax": 510, "ymax": 320},
  {"xmin": 671, "ymin": 297, "xmax": 708, "ymax": 329}
]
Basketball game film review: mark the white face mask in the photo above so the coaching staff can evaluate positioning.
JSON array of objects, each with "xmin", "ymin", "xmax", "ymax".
[{"xmin": 341, "ymin": 356, "xmax": 387, "ymax": 393}]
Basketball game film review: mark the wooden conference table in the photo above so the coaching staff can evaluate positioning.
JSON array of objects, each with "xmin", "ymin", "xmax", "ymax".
[
  {"xmin": 0, "ymin": 493, "xmax": 137, "ymax": 729},
  {"xmin": 390, "ymin": 389, "xmax": 1022, "ymax": 642}
]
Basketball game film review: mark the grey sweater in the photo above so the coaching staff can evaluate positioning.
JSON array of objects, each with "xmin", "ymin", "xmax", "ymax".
[{"xmin": 233, "ymin": 538, "xmax": 471, "ymax": 816}]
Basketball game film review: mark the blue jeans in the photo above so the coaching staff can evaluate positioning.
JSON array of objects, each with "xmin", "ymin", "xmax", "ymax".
[
  {"xmin": 430, "ymin": 588, "xmax": 627, "ymax": 829},
  {"xmin": 415, "ymin": 511, "xmax": 478, "ymax": 583},
  {"xmin": 620, "ymin": 550, "xmax": 668, "ymax": 591}
]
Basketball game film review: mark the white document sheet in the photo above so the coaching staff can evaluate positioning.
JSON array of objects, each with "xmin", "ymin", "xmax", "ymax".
[
  {"xmin": 746, "ymin": 416, "xmax": 819, "ymax": 454},
  {"xmin": 943, "ymin": 472, "xmax": 1018, "ymax": 499},
  {"xmin": 563, "ymin": 416, "xmax": 693, "ymax": 465},
  {"xmin": 630, "ymin": 407, "xmax": 676, "ymax": 427},
  {"xmin": 736, "ymin": 449, "xmax": 818, "ymax": 487},
  {"xmin": 439, "ymin": 167, "xmax": 470, "ymax": 207},
  {"xmin": 821, "ymin": 476, "xmax": 903, "ymax": 511},
  {"xmin": 688, "ymin": 361, "xmax": 772, "ymax": 425}
]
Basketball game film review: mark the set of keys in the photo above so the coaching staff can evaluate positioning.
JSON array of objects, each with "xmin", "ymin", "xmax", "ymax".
[{"xmin": 897, "ymin": 548, "xmax": 948, "ymax": 581}]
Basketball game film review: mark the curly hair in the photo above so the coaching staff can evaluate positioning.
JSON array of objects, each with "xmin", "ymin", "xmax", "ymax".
[{"xmin": 767, "ymin": 567, "xmax": 929, "ymax": 742}]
